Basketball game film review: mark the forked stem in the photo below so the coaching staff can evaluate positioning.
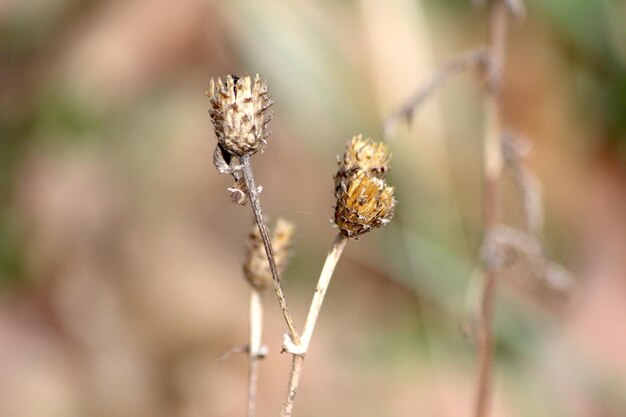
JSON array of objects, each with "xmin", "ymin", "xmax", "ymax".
[
  {"xmin": 281, "ymin": 233, "xmax": 349, "ymax": 417},
  {"xmin": 240, "ymin": 155, "xmax": 301, "ymax": 345}
]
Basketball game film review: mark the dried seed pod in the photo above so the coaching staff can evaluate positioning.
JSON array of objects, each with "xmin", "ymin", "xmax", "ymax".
[
  {"xmin": 205, "ymin": 74, "xmax": 274, "ymax": 157},
  {"xmin": 334, "ymin": 170, "xmax": 396, "ymax": 238},
  {"xmin": 243, "ymin": 218, "xmax": 295, "ymax": 290}
]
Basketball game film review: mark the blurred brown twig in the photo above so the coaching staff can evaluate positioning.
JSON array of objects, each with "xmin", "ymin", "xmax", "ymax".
[
  {"xmin": 383, "ymin": 48, "xmax": 488, "ymax": 139},
  {"xmin": 474, "ymin": 2, "xmax": 509, "ymax": 416}
]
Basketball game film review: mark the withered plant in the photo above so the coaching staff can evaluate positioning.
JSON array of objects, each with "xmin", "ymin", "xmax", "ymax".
[
  {"xmin": 205, "ymin": 4, "xmax": 573, "ymax": 414},
  {"xmin": 206, "ymin": 76, "xmax": 396, "ymax": 417}
]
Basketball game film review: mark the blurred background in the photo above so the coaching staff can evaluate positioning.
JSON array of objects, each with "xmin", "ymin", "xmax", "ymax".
[{"xmin": 1, "ymin": 0, "xmax": 625, "ymax": 416}]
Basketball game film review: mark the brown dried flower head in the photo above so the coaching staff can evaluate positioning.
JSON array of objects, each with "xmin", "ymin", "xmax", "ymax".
[
  {"xmin": 243, "ymin": 218, "xmax": 295, "ymax": 290},
  {"xmin": 334, "ymin": 136, "xmax": 395, "ymax": 238},
  {"xmin": 205, "ymin": 74, "xmax": 273, "ymax": 157}
]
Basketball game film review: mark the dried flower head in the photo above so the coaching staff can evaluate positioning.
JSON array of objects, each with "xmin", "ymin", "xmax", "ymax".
[
  {"xmin": 205, "ymin": 74, "xmax": 273, "ymax": 157},
  {"xmin": 334, "ymin": 136, "xmax": 395, "ymax": 238},
  {"xmin": 243, "ymin": 218, "xmax": 295, "ymax": 290},
  {"xmin": 334, "ymin": 170, "xmax": 395, "ymax": 238}
]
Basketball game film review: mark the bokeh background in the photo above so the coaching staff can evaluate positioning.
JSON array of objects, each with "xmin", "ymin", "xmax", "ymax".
[{"xmin": 1, "ymin": 0, "xmax": 625, "ymax": 416}]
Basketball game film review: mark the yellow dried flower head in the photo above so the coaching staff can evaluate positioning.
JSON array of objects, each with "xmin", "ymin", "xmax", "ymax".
[
  {"xmin": 335, "ymin": 135, "xmax": 390, "ymax": 196},
  {"xmin": 205, "ymin": 74, "xmax": 273, "ymax": 156},
  {"xmin": 338, "ymin": 135, "xmax": 389, "ymax": 176},
  {"xmin": 243, "ymin": 218, "xmax": 295, "ymax": 290},
  {"xmin": 334, "ymin": 169, "xmax": 396, "ymax": 238}
]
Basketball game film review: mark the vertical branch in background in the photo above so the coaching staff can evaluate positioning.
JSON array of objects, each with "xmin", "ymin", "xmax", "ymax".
[
  {"xmin": 475, "ymin": 2, "xmax": 508, "ymax": 417},
  {"xmin": 247, "ymin": 289, "xmax": 263, "ymax": 417}
]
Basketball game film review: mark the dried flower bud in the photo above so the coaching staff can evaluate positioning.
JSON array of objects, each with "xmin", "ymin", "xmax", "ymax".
[
  {"xmin": 205, "ymin": 74, "xmax": 273, "ymax": 157},
  {"xmin": 334, "ymin": 170, "xmax": 396, "ymax": 238},
  {"xmin": 337, "ymin": 134, "xmax": 389, "ymax": 176},
  {"xmin": 243, "ymin": 218, "xmax": 295, "ymax": 290},
  {"xmin": 334, "ymin": 136, "xmax": 395, "ymax": 238}
]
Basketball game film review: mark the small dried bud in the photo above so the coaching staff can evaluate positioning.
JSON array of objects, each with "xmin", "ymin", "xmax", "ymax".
[
  {"xmin": 334, "ymin": 136, "xmax": 395, "ymax": 238},
  {"xmin": 335, "ymin": 135, "xmax": 390, "ymax": 194},
  {"xmin": 205, "ymin": 74, "xmax": 273, "ymax": 157},
  {"xmin": 340, "ymin": 135, "xmax": 390, "ymax": 176},
  {"xmin": 243, "ymin": 219, "xmax": 295, "ymax": 290}
]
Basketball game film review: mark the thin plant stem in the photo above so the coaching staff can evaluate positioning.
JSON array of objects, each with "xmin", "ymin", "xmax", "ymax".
[
  {"xmin": 281, "ymin": 233, "xmax": 349, "ymax": 417},
  {"xmin": 300, "ymin": 233, "xmax": 348, "ymax": 350},
  {"xmin": 247, "ymin": 289, "xmax": 263, "ymax": 417},
  {"xmin": 240, "ymin": 154, "xmax": 301, "ymax": 345},
  {"xmin": 281, "ymin": 354, "xmax": 304, "ymax": 417},
  {"xmin": 474, "ymin": 2, "xmax": 508, "ymax": 417}
]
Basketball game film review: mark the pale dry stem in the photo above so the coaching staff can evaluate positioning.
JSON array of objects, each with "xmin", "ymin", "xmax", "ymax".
[
  {"xmin": 281, "ymin": 354, "xmax": 304, "ymax": 417},
  {"xmin": 247, "ymin": 289, "xmax": 263, "ymax": 417}
]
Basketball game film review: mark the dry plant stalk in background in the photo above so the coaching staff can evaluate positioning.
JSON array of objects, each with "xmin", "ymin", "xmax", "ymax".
[
  {"xmin": 206, "ymin": 76, "xmax": 396, "ymax": 417},
  {"xmin": 242, "ymin": 219, "xmax": 294, "ymax": 417},
  {"xmin": 474, "ymin": 3, "xmax": 510, "ymax": 415},
  {"xmin": 384, "ymin": 0, "xmax": 571, "ymax": 416}
]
